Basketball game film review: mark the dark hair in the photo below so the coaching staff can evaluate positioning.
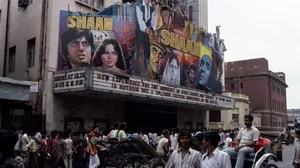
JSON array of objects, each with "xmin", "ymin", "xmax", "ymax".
[
  {"xmin": 114, "ymin": 122, "xmax": 120, "ymax": 129},
  {"xmin": 195, "ymin": 133, "xmax": 203, "ymax": 142},
  {"xmin": 244, "ymin": 114, "xmax": 254, "ymax": 121},
  {"xmin": 94, "ymin": 39, "xmax": 127, "ymax": 71},
  {"xmin": 0, "ymin": 129, "xmax": 18, "ymax": 164},
  {"xmin": 177, "ymin": 130, "xmax": 192, "ymax": 147},
  {"xmin": 92, "ymin": 125, "xmax": 99, "ymax": 131},
  {"xmin": 188, "ymin": 64, "xmax": 197, "ymax": 73},
  {"xmin": 57, "ymin": 131, "xmax": 64, "ymax": 139},
  {"xmin": 202, "ymin": 131, "xmax": 220, "ymax": 147},
  {"xmin": 168, "ymin": 55, "xmax": 179, "ymax": 66},
  {"xmin": 120, "ymin": 122, "xmax": 127, "ymax": 130},
  {"xmin": 60, "ymin": 28, "xmax": 95, "ymax": 67}
]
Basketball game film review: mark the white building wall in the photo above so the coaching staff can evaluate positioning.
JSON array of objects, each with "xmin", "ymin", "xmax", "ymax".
[
  {"xmin": 198, "ymin": 0, "xmax": 208, "ymax": 30},
  {"xmin": 0, "ymin": 0, "xmax": 9, "ymax": 76},
  {"xmin": 221, "ymin": 92, "xmax": 250, "ymax": 130},
  {"xmin": 1, "ymin": 0, "xmax": 42, "ymax": 80}
]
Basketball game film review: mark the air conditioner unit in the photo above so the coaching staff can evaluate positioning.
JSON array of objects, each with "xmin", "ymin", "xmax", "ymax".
[{"xmin": 18, "ymin": 0, "xmax": 29, "ymax": 8}]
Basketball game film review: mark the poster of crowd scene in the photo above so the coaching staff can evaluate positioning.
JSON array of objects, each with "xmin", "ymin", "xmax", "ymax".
[{"xmin": 57, "ymin": 0, "xmax": 226, "ymax": 93}]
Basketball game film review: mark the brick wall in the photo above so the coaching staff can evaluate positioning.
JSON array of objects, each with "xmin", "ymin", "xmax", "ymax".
[{"xmin": 225, "ymin": 58, "xmax": 288, "ymax": 127}]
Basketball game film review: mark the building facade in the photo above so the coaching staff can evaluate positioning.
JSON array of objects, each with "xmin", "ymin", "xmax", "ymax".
[
  {"xmin": 219, "ymin": 92, "xmax": 250, "ymax": 130},
  {"xmin": 225, "ymin": 58, "xmax": 288, "ymax": 128},
  {"xmin": 0, "ymin": 0, "xmax": 233, "ymax": 132}
]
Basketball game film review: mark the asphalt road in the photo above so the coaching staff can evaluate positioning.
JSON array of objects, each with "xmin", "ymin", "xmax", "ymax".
[{"xmin": 269, "ymin": 144, "xmax": 295, "ymax": 168}]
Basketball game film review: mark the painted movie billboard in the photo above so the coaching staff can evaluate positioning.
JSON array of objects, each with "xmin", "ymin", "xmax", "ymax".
[{"xmin": 57, "ymin": 0, "xmax": 225, "ymax": 93}]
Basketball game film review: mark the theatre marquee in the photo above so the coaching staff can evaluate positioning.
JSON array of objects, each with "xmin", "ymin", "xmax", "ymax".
[{"xmin": 53, "ymin": 68, "xmax": 235, "ymax": 109}]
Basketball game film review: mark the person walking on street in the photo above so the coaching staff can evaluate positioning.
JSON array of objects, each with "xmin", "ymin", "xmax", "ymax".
[
  {"xmin": 165, "ymin": 130, "xmax": 202, "ymax": 168},
  {"xmin": 53, "ymin": 131, "xmax": 66, "ymax": 168},
  {"xmin": 202, "ymin": 131, "xmax": 231, "ymax": 168}
]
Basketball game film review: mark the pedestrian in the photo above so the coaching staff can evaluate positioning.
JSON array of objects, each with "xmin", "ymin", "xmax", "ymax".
[
  {"xmin": 0, "ymin": 129, "xmax": 19, "ymax": 168},
  {"xmin": 39, "ymin": 134, "xmax": 47, "ymax": 168},
  {"xmin": 88, "ymin": 126, "xmax": 101, "ymax": 168},
  {"xmin": 26, "ymin": 133, "xmax": 38, "ymax": 168},
  {"xmin": 53, "ymin": 131, "xmax": 66, "ymax": 168},
  {"xmin": 64, "ymin": 132, "xmax": 74, "ymax": 168},
  {"xmin": 202, "ymin": 131, "xmax": 231, "ymax": 168},
  {"xmin": 165, "ymin": 130, "xmax": 202, "ymax": 168},
  {"xmin": 293, "ymin": 129, "xmax": 300, "ymax": 168}
]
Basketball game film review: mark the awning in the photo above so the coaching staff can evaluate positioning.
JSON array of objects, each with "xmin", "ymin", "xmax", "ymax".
[{"xmin": 0, "ymin": 77, "xmax": 31, "ymax": 101}]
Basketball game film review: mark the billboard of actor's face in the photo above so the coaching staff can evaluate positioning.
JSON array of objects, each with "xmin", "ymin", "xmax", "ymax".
[
  {"xmin": 100, "ymin": 44, "xmax": 119, "ymax": 68},
  {"xmin": 149, "ymin": 44, "xmax": 164, "ymax": 74},
  {"xmin": 67, "ymin": 36, "xmax": 92, "ymax": 67},
  {"xmin": 198, "ymin": 55, "xmax": 212, "ymax": 86},
  {"xmin": 169, "ymin": 57, "xmax": 179, "ymax": 81},
  {"xmin": 188, "ymin": 69, "xmax": 196, "ymax": 83}
]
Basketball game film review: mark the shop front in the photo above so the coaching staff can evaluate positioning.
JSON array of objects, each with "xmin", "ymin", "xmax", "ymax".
[{"xmin": 0, "ymin": 77, "xmax": 31, "ymax": 129}]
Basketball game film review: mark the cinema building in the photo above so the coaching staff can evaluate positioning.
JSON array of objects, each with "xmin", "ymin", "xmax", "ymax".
[{"xmin": 0, "ymin": 0, "xmax": 234, "ymax": 132}]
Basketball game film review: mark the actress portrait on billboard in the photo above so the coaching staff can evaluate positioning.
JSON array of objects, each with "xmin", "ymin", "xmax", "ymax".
[
  {"xmin": 59, "ymin": 28, "xmax": 95, "ymax": 70},
  {"xmin": 93, "ymin": 39, "xmax": 127, "ymax": 74},
  {"xmin": 196, "ymin": 54, "xmax": 212, "ymax": 91},
  {"xmin": 161, "ymin": 55, "xmax": 180, "ymax": 86}
]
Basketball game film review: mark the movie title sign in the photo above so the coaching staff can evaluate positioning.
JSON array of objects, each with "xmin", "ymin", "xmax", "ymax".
[
  {"xmin": 53, "ymin": 70, "xmax": 86, "ymax": 92},
  {"xmin": 92, "ymin": 71, "xmax": 234, "ymax": 108}
]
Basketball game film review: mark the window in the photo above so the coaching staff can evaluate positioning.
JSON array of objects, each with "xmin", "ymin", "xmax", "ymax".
[
  {"xmin": 272, "ymin": 84, "xmax": 275, "ymax": 92},
  {"xmin": 76, "ymin": 0, "xmax": 102, "ymax": 9},
  {"xmin": 27, "ymin": 38, "xmax": 35, "ymax": 68},
  {"xmin": 0, "ymin": 10, "xmax": 2, "ymax": 23},
  {"xmin": 8, "ymin": 46, "xmax": 16, "ymax": 73},
  {"xmin": 240, "ymin": 82, "xmax": 243, "ymax": 89},
  {"xmin": 231, "ymin": 83, "xmax": 234, "ymax": 89},
  {"xmin": 189, "ymin": 6, "xmax": 193, "ymax": 21},
  {"xmin": 232, "ymin": 114, "xmax": 239, "ymax": 123},
  {"xmin": 245, "ymin": 109, "xmax": 248, "ymax": 114}
]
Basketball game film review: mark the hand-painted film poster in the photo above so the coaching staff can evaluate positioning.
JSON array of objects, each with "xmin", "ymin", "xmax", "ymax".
[{"xmin": 57, "ymin": 0, "xmax": 226, "ymax": 93}]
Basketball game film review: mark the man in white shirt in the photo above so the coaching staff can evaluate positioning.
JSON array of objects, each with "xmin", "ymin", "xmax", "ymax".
[
  {"xmin": 130, "ymin": 0, "xmax": 157, "ymax": 76},
  {"xmin": 202, "ymin": 131, "xmax": 231, "ymax": 168},
  {"xmin": 223, "ymin": 114, "xmax": 260, "ymax": 168},
  {"xmin": 139, "ymin": 130, "xmax": 150, "ymax": 144},
  {"xmin": 170, "ymin": 128, "xmax": 178, "ymax": 153},
  {"xmin": 165, "ymin": 130, "xmax": 202, "ymax": 168},
  {"xmin": 19, "ymin": 131, "xmax": 30, "ymax": 167},
  {"xmin": 107, "ymin": 122, "xmax": 120, "ymax": 139},
  {"xmin": 156, "ymin": 130, "xmax": 169, "ymax": 156}
]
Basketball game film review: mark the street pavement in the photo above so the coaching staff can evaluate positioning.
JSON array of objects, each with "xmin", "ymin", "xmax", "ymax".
[{"xmin": 269, "ymin": 144, "xmax": 294, "ymax": 168}]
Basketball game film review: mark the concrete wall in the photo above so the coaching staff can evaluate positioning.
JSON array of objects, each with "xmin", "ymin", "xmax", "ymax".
[
  {"xmin": 221, "ymin": 92, "xmax": 250, "ymax": 130},
  {"xmin": 44, "ymin": 0, "xmax": 113, "ymax": 132},
  {"xmin": 0, "ymin": 0, "xmax": 8, "ymax": 76},
  {"xmin": 3, "ymin": 0, "xmax": 42, "ymax": 80}
]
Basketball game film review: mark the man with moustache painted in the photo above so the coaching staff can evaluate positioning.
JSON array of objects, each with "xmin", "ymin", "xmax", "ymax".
[
  {"xmin": 185, "ymin": 64, "xmax": 197, "ymax": 88},
  {"xmin": 60, "ymin": 29, "xmax": 95, "ymax": 70}
]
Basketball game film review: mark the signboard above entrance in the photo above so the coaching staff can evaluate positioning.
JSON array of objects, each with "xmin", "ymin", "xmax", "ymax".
[
  {"xmin": 52, "ymin": 68, "xmax": 235, "ymax": 109},
  {"xmin": 92, "ymin": 71, "xmax": 234, "ymax": 109}
]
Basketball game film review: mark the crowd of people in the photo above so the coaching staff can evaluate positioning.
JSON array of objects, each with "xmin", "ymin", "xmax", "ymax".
[{"xmin": 1, "ymin": 114, "xmax": 282, "ymax": 168}]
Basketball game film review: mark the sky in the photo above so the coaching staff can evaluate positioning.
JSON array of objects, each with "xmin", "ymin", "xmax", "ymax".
[{"xmin": 208, "ymin": 0, "xmax": 300, "ymax": 109}]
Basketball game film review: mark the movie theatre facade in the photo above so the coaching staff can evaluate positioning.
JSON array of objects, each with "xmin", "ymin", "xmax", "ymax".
[
  {"xmin": 51, "ymin": 68, "xmax": 234, "ymax": 133},
  {"xmin": 48, "ymin": 3, "xmax": 235, "ymax": 133}
]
